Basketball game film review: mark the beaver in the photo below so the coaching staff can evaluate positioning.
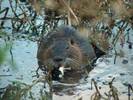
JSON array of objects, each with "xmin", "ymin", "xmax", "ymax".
[{"xmin": 37, "ymin": 26, "xmax": 105, "ymax": 83}]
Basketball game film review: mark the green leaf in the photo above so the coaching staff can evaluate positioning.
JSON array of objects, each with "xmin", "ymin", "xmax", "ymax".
[{"xmin": 0, "ymin": 44, "xmax": 10, "ymax": 64}]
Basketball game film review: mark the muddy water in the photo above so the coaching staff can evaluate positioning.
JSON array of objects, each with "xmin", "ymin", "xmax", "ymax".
[
  {"xmin": 0, "ymin": 0, "xmax": 133, "ymax": 99},
  {"xmin": 0, "ymin": 35, "xmax": 133, "ymax": 100}
]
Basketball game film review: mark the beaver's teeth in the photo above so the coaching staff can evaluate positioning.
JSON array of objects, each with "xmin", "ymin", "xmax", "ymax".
[{"xmin": 59, "ymin": 66, "xmax": 64, "ymax": 76}]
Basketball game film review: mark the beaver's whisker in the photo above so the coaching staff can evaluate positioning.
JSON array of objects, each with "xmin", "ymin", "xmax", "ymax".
[
  {"xmin": 71, "ymin": 59, "xmax": 80, "ymax": 66},
  {"xmin": 65, "ymin": 58, "xmax": 80, "ymax": 67}
]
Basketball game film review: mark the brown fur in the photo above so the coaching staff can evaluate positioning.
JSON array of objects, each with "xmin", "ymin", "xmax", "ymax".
[{"xmin": 37, "ymin": 26, "xmax": 96, "ymax": 81}]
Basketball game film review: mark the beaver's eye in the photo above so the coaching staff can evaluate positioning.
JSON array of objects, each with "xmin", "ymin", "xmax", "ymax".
[{"xmin": 70, "ymin": 39, "xmax": 74, "ymax": 45}]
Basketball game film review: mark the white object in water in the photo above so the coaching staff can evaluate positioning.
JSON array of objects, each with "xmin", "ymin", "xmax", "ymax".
[{"xmin": 59, "ymin": 66, "xmax": 64, "ymax": 78}]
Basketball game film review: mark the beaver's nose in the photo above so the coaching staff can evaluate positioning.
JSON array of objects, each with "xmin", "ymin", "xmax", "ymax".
[{"xmin": 53, "ymin": 57, "xmax": 63, "ymax": 62}]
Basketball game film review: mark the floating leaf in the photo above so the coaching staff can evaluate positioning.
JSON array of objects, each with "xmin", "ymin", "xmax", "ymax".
[{"xmin": 0, "ymin": 45, "xmax": 9, "ymax": 64}]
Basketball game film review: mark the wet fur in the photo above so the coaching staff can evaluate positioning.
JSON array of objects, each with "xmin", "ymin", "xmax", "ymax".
[
  {"xmin": 37, "ymin": 26, "xmax": 96, "ymax": 81},
  {"xmin": 37, "ymin": 26, "xmax": 95, "ymax": 66}
]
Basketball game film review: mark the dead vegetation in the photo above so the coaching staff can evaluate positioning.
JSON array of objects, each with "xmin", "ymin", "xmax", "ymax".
[
  {"xmin": 26, "ymin": 0, "xmax": 133, "ymax": 53},
  {"xmin": 90, "ymin": 78, "xmax": 119, "ymax": 100},
  {"xmin": 0, "ymin": 0, "xmax": 132, "ymax": 55},
  {"xmin": 0, "ymin": 77, "xmax": 133, "ymax": 100}
]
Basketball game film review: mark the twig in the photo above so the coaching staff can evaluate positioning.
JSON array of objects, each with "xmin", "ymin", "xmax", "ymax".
[
  {"xmin": 9, "ymin": 0, "xmax": 19, "ymax": 18},
  {"xmin": 128, "ymin": 84, "xmax": 133, "ymax": 100},
  {"xmin": 91, "ymin": 79, "xmax": 101, "ymax": 100},
  {"xmin": 9, "ymin": 44, "xmax": 14, "ymax": 64},
  {"xmin": 67, "ymin": 0, "xmax": 71, "ymax": 26},
  {"xmin": 114, "ymin": 48, "xmax": 117, "ymax": 64},
  {"xmin": 0, "ymin": 7, "xmax": 9, "ymax": 27},
  {"xmin": 0, "ymin": 74, "xmax": 12, "ymax": 77},
  {"xmin": 91, "ymin": 79, "xmax": 108, "ymax": 100},
  {"xmin": 108, "ymin": 77, "xmax": 119, "ymax": 100},
  {"xmin": 60, "ymin": 0, "xmax": 79, "ymax": 25},
  {"xmin": 112, "ymin": 20, "xmax": 125, "ymax": 47}
]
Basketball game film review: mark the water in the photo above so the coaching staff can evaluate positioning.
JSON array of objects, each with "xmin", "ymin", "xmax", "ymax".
[
  {"xmin": 0, "ymin": 37, "xmax": 133, "ymax": 99},
  {"xmin": 0, "ymin": 0, "xmax": 133, "ymax": 99}
]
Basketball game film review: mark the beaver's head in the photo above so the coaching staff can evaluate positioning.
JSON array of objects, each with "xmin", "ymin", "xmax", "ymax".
[{"xmin": 37, "ymin": 26, "xmax": 96, "ymax": 82}]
